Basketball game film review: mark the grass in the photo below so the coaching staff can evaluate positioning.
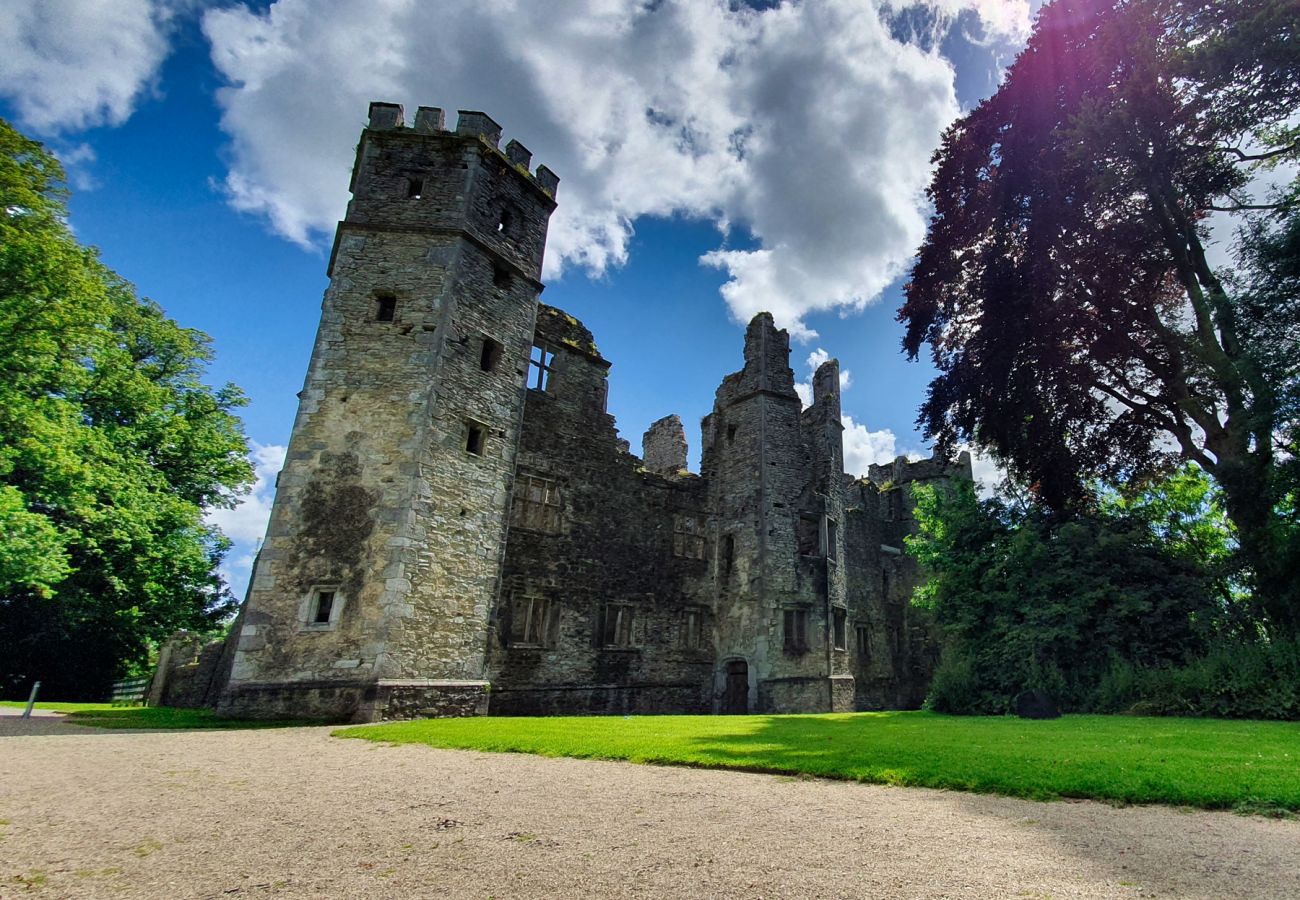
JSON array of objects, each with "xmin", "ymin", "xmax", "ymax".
[
  {"xmin": 337, "ymin": 711, "xmax": 1300, "ymax": 814},
  {"xmin": 1, "ymin": 701, "xmax": 316, "ymax": 730}
]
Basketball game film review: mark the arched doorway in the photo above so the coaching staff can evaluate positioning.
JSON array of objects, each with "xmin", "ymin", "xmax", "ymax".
[{"xmin": 720, "ymin": 659, "xmax": 749, "ymax": 714}]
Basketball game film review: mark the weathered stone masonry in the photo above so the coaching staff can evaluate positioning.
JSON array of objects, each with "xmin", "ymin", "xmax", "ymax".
[{"xmin": 214, "ymin": 103, "xmax": 970, "ymax": 721}]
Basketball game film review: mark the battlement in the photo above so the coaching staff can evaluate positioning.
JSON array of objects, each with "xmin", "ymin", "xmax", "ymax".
[{"xmin": 366, "ymin": 102, "xmax": 560, "ymax": 197}]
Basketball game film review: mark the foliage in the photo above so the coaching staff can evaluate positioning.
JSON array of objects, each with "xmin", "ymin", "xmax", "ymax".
[
  {"xmin": 0, "ymin": 119, "xmax": 253, "ymax": 700},
  {"xmin": 1092, "ymin": 639, "xmax": 1300, "ymax": 720},
  {"xmin": 899, "ymin": 0, "xmax": 1300, "ymax": 633},
  {"xmin": 341, "ymin": 711, "xmax": 1300, "ymax": 813},
  {"xmin": 907, "ymin": 474, "xmax": 1234, "ymax": 713},
  {"xmin": 0, "ymin": 702, "xmax": 319, "ymax": 729}
]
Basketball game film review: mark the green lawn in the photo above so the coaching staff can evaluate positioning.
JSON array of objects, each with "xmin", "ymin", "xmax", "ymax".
[
  {"xmin": 1, "ymin": 701, "xmax": 315, "ymax": 730},
  {"xmin": 338, "ymin": 711, "xmax": 1300, "ymax": 814}
]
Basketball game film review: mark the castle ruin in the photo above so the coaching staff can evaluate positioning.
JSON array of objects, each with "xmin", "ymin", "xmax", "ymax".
[{"xmin": 211, "ymin": 102, "xmax": 971, "ymax": 721}]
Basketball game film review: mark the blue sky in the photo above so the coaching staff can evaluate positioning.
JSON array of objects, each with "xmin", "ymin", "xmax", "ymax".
[{"xmin": 1, "ymin": 0, "xmax": 1036, "ymax": 596}]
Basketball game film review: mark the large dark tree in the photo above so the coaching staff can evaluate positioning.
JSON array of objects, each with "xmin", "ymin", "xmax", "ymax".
[
  {"xmin": 0, "ymin": 120, "xmax": 253, "ymax": 699},
  {"xmin": 900, "ymin": 0, "xmax": 1300, "ymax": 633}
]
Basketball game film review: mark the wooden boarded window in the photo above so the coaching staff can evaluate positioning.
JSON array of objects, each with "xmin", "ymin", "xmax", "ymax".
[
  {"xmin": 673, "ymin": 514, "xmax": 706, "ymax": 560},
  {"xmin": 681, "ymin": 607, "xmax": 705, "ymax": 649},
  {"xmin": 601, "ymin": 603, "xmax": 636, "ymax": 648},
  {"xmin": 783, "ymin": 608, "xmax": 808, "ymax": 654},
  {"xmin": 510, "ymin": 595, "xmax": 555, "ymax": 647},
  {"xmin": 511, "ymin": 474, "xmax": 561, "ymax": 533}
]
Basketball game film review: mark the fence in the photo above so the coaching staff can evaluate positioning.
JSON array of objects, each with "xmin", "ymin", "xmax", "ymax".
[{"xmin": 109, "ymin": 676, "xmax": 151, "ymax": 706}]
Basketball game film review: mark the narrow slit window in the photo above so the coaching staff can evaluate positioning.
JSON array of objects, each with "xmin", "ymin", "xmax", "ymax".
[
  {"xmin": 726, "ymin": 424, "xmax": 737, "ymax": 444},
  {"xmin": 824, "ymin": 518, "xmax": 839, "ymax": 561},
  {"xmin": 721, "ymin": 534, "xmax": 735, "ymax": 577},
  {"xmin": 856, "ymin": 624, "xmax": 871, "ymax": 657},
  {"xmin": 528, "ymin": 344, "xmax": 555, "ymax": 391},
  {"xmin": 466, "ymin": 423, "xmax": 486, "ymax": 456},
  {"xmin": 681, "ymin": 607, "xmax": 705, "ymax": 649},
  {"xmin": 833, "ymin": 607, "xmax": 847, "ymax": 651},
  {"xmin": 480, "ymin": 337, "xmax": 504, "ymax": 372},
  {"xmin": 406, "ymin": 177, "xmax": 424, "ymax": 199},
  {"xmin": 497, "ymin": 207, "xmax": 514, "ymax": 234},
  {"xmin": 312, "ymin": 590, "xmax": 335, "ymax": 625},
  {"xmin": 783, "ymin": 608, "xmax": 809, "ymax": 654},
  {"xmin": 374, "ymin": 293, "xmax": 397, "ymax": 322}
]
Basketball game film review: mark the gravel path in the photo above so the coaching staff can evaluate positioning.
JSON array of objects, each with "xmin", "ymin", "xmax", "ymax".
[{"xmin": 2, "ymin": 710, "xmax": 1298, "ymax": 899}]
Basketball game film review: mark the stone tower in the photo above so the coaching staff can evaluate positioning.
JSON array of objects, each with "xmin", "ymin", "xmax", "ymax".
[{"xmin": 218, "ymin": 103, "xmax": 558, "ymax": 721}]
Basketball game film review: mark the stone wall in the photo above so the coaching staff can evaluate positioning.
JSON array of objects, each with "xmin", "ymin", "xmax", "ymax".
[{"xmin": 218, "ymin": 103, "xmax": 557, "ymax": 721}]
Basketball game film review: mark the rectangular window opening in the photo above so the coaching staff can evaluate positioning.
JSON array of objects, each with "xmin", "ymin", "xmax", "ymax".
[
  {"xmin": 825, "ymin": 518, "xmax": 839, "ymax": 561},
  {"xmin": 493, "ymin": 262, "xmax": 512, "ymax": 289},
  {"xmin": 673, "ymin": 514, "xmax": 707, "ymax": 560},
  {"xmin": 602, "ymin": 603, "xmax": 636, "ymax": 648},
  {"xmin": 681, "ymin": 607, "xmax": 705, "ymax": 649},
  {"xmin": 528, "ymin": 344, "xmax": 555, "ymax": 391},
  {"xmin": 480, "ymin": 337, "xmax": 504, "ymax": 372},
  {"xmin": 466, "ymin": 423, "xmax": 486, "ymax": 456},
  {"xmin": 783, "ymin": 608, "xmax": 809, "ymax": 655},
  {"xmin": 374, "ymin": 293, "xmax": 397, "ymax": 322},
  {"xmin": 312, "ymin": 590, "xmax": 335, "ymax": 625},
  {"xmin": 406, "ymin": 177, "xmax": 424, "ymax": 199},
  {"xmin": 856, "ymin": 624, "xmax": 871, "ymax": 658},
  {"xmin": 511, "ymin": 473, "xmax": 562, "ymax": 533},
  {"xmin": 510, "ymin": 595, "xmax": 555, "ymax": 647},
  {"xmin": 721, "ymin": 534, "xmax": 735, "ymax": 578},
  {"xmin": 796, "ymin": 516, "xmax": 819, "ymax": 557},
  {"xmin": 833, "ymin": 607, "xmax": 847, "ymax": 651}
]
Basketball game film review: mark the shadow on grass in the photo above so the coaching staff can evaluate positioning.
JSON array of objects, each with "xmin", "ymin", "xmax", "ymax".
[
  {"xmin": 62, "ymin": 706, "xmax": 333, "ymax": 731},
  {"xmin": 676, "ymin": 713, "xmax": 1300, "ymax": 812}
]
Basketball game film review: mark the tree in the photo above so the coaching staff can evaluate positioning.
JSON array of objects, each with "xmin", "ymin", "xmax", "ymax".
[
  {"xmin": 900, "ymin": 0, "xmax": 1300, "ymax": 633},
  {"xmin": 0, "ymin": 119, "xmax": 253, "ymax": 699},
  {"xmin": 908, "ymin": 472, "xmax": 1233, "ymax": 713}
]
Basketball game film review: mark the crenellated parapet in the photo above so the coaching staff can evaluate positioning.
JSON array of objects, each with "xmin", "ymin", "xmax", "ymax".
[{"xmin": 366, "ymin": 102, "xmax": 560, "ymax": 197}]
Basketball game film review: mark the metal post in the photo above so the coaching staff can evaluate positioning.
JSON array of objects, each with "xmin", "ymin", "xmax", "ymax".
[{"xmin": 20, "ymin": 681, "xmax": 40, "ymax": 718}]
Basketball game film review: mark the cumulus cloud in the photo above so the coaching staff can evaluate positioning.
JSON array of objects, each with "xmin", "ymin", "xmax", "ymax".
[
  {"xmin": 794, "ymin": 347, "xmax": 852, "ymax": 407},
  {"xmin": 207, "ymin": 442, "xmax": 286, "ymax": 598},
  {"xmin": 843, "ymin": 416, "xmax": 907, "ymax": 476},
  {"xmin": 202, "ymin": 0, "xmax": 1028, "ymax": 338},
  {"xmin": 0, "ymin": 0, "xmax": 175, "ymax": 135}
]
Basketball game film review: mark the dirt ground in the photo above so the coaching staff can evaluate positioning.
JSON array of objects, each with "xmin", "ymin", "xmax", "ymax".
[{"xmin": 2, "ymin": 709, "xmax": 1298, "ymax": 899}]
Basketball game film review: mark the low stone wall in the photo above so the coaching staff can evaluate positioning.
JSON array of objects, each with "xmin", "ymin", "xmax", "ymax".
[
  {"xmin": 216, "ymin": 678, "xmax": 490, "ymax": 723},
  {"xmin": 758, "ymin": 676, "xmax": 835, "ymax": 714},
  {"xmin": 488, "ymin": 681, "xmax": 711, "ymax": 716}
]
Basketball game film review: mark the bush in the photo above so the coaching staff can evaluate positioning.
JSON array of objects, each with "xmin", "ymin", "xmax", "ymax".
[{"xmin": 1093, "ymin": 640, "xmax": 1300, "ymax": 720}]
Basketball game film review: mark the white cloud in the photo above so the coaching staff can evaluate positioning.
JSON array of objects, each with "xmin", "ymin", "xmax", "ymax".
[
  {"xmin": 202, "ymin": 0, "xmax": 1027, "ymax": 338},
  {"xmin": 795, "ymin": 347, "xmax": 852, "ymax": 407},
  {"xmin": 957, "ymin": 443, "xmax": 1003, "ymax": 498},
  {"xmin": 207, "ymin": 442, "xmax": 286, "ymax": 598},
  {"xmin": 0, "ymin": 0, "xmax": 175, "ymax": 135},
  {"xmin": 843, "ymin": 416, "xmax": 905, "ymax": 476}
]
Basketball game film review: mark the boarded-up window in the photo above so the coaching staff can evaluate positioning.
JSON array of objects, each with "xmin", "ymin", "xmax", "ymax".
[
  {"xmin": 856, "ymin": 624, "xmax": 871, "ymax": 658},
  {"xmin": 796, "ymin": 515, "xmax": 819, "ymax": 556},
  {"xmin": 602, "ymin": 603, "xmax": 636, "ymax": 647},
  {"xmin": 510, "ymin": 595, "xmax": 555, "ymax": 647},
  {"xmin": 673, "ymin": 514, "xmax": 706, "ymax": 560},
  {"xmin": 783, "ymin": 608, "xmax": 808, "ymax": 654},
  {"xmin": 511, "ymin": 474, "xmax": 561, "ymax": 533},
  {"xmin": 681, "ymin": 607, "xmax": 705, "ymax": 649}
]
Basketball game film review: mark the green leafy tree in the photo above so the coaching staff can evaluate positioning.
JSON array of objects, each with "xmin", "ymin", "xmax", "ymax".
[
  {"xmin": 0, "ymin": 119, "xmax": 253, "ymax": 699},
  {"xmin": 908, "ymin": 473, "xmax": 1231, "ymax": 713},
  {"xmin": 900, "ymin": 0, "xmax": 1300, "ymax": 633}
]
